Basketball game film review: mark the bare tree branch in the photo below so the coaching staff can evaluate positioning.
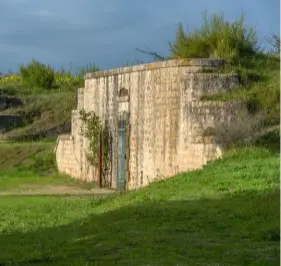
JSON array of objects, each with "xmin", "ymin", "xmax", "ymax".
[
  {"xmin": 136, "ymin": 45, "xmax": 167, "ymax": 61},
  {"xmin": 266, "ymin": 32, "xmax": 280, "ymax": 54}
]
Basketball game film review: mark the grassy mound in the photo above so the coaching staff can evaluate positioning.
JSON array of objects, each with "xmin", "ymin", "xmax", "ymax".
[
  {"xmin": 0, "ymin": 90, "xmax": 76, "ymax": 140},
  {"xmin": 0, "ymin": 140, "xmax": 279, "ymax": 265},
  {"xmin": 169, "ymin": 11, "xmax": 280, "ymax": 126},
  {"xmin": 201, "ymin": 54, "xmax": 280, "ymax": 125},
  {"xmin": 0, "ymin": 60, "xmax": 99, "ymax": 140},
  {"xmin": 0, "ymin": 141, "xmax": 56, "ymax": 173}
]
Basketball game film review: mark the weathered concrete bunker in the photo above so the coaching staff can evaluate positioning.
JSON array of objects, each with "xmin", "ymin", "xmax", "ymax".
[{"xmin": 55, "ymin": 58, "xmax": 247, "ymax": 190}]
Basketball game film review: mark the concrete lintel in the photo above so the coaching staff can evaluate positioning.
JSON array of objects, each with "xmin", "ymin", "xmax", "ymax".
[{"xmin": 84, "ymin": 58, "xmax": 224, "ymax": 79}]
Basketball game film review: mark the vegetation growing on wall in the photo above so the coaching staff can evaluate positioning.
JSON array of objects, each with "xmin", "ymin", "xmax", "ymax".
[
  {"xmin": 166, "ymin": 11, "xmax": 280, "ymax": 127},
  {"xmin": 80, "ymin": 110, "xmax": 111, "ymax": 179},
  {"xmin": 136, "ymin": 12, "xmax": 279, "ymax": 128},
  {"xmin": 169, "ymin": 11, "xmax": 258, "ymax": 62}
]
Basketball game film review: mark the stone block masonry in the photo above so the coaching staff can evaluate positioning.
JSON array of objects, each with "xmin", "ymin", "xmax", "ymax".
[{"xmin": 55, "ymin": 58, "xmax": 249, "ymax": 190}]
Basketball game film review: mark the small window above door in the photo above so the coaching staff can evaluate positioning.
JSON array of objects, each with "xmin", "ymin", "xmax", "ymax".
[{"xmin": 118, "ymin": 88, "xmax": 129, "ymax": 102}]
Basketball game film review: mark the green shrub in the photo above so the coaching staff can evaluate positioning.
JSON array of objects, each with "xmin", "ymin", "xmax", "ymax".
[
  {"xmin": 20, "ymin": 59, "xmax": 55, "ymax": 89},
  {"xmin": 31, "ymin": 151, "xmax": 56, "ymax": 175},
  {"xmin": 254, "ymin": 129, "xmax": 280, "ymax": 154},
  {"xmin": 54, "ymin": 73, "xmax": 83, "ymax": 89},
  {"xmin": 169, "ymin": 11, "xmax": 258, "ymax": 62},
  {"xmin": 200, "ymin": 53, "xmax": 280, "ymax": 126}
]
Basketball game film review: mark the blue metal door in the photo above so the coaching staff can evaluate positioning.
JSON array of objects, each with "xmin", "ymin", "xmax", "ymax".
[{"xmin": 117, "ymin": 120, "xmax": 126, "ymax": 190}]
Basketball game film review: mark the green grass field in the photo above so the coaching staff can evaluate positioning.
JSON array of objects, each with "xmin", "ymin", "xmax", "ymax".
[
  {"xmin": 0, "ymin": 142, "xmax": 279, "ymax": 265},
  {"xmin": 0, "ymin": 141, "xmax": 98, "ymax": 194}
]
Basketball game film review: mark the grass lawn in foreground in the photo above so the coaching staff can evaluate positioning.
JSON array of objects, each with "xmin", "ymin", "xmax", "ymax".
[{"xmin": 0, "ymin": 145, "xmax": 279, "ymax": 265}]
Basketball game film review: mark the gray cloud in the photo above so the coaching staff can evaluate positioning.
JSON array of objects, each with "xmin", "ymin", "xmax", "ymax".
[{"xmin": 0, "ymin": 0, "xmax": 279, "ymax": 72}]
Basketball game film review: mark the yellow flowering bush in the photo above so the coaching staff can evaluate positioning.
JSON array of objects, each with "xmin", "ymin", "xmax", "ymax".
[
  {"xmin": 0, "ymin": 60, "xmax": 97, "ymax": 91},
  {"xmin": 54, "ymin": 75, "xmax": 82, "ymax": 86},
  {"xmin": 0, "ymin": 73, "xmax": 83, "ymax": 89},
  {"xmin": 0, "ymin": 74, "xmax": 22, "ymax": 85}
]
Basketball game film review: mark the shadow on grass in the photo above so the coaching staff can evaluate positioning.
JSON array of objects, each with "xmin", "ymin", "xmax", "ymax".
[
  {"xmin": 254, "ymin": 129, "xmax": 280, "ymax": 154},
  {"xmin": 0, "ymin": 189, "xmax": 279, "ymax": 266}
]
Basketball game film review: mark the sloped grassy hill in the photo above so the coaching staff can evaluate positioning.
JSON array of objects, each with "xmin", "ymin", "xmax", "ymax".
[
  {"xmin": 0, "ymin": 132, "xmax": 279, "ymax": 265},
  {"xmin": 0, "ymin": 141, "xmax": 55, "ymax": 173},
  {"xmin": 0, "ymin": 141, "xmax": 100, "ymax": 192},
  {"xmin": 0, "ymin": 89, "xmax": 76, "ymax": 140},
  {"xmin": 202, "ymin": 54, "xmax": 280, "ymax": 126}
]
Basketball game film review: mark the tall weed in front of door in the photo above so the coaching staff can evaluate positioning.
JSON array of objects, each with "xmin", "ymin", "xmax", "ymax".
[{"xmin": 79, "ymin": 110, "xmax": 111, "ymax": 180}]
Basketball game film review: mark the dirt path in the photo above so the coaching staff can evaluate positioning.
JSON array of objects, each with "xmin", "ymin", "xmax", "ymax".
[{"xmin": 0, "ymin": 185, "xmax": 116, "ymax": 196}]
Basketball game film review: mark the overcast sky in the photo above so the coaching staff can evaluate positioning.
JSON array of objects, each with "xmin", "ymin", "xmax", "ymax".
[{"xmin": 0, "ymin": 0, "xmax": 279, "ymax": 72}]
